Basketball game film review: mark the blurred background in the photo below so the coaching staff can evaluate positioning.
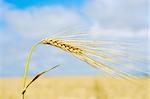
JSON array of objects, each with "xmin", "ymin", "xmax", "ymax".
[{"xmin": 0, "ymin": 0, "xmax": 148, "ymax": 77}]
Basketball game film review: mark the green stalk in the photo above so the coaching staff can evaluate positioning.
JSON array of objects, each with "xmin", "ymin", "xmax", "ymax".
[
  {"xmin": 21, "ymin": 41, "xmax": 60, "ymax": 99},
  {"xmin": 23, "ymin": 42, "xmax": 41, "ymax": 89}
]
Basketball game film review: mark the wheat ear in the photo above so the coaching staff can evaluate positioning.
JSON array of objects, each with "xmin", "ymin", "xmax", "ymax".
[
  {"xmin": 41, "ymin": 38, "xmax": 84, "ymax": 54},
  {"xmin": 40, "ymin": 38, "xmax": 141, "ymax": 84}
]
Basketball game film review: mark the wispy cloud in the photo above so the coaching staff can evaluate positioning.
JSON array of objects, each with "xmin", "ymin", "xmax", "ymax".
[
  {"xmin": 84, "ymin": 0, "xmax": 148, "ymax": 30},
  {"xmin": 2, "ymin": 5, "xmax": 85, "ymax": 39}
]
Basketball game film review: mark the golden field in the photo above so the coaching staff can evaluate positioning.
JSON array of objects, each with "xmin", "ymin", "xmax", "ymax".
[{"xmin": 0, "ymin": 76, "xmax": 149, "ymax": 99}]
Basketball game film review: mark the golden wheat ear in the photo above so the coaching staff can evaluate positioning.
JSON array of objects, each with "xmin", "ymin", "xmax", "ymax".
[
  {"xmin": 41, "ymin": 38, "xmax": 84, "ymax": 54},
  {"xmin": 40, "ymin": 37, "xmax": 148, "ymax": 80}
]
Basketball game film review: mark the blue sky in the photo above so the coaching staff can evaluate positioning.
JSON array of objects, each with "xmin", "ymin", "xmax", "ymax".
[
  {"xmin": 5, "ymin": 0, "xmax": 85, "ymax": 9},
  {"xmin": 0, "ymin": 0, "xmax": 149, "ymax": 77}
]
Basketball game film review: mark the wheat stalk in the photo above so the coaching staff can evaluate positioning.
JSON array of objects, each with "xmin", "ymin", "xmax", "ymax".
[
  {"xmin": 22, "ymin": 42, "xmax": 60, "ymax": 99},
  {"xmin": 23, "ymin": 43, "xmax": 41, "ymax": 89}
]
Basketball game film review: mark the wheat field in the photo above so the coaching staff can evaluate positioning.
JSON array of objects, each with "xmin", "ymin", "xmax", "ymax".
[{"xmin": 0, "ymin": 76, "xmax": 149, "ymax": 99}]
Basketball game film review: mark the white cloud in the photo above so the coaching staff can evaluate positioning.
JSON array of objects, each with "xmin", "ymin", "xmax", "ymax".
[
  {"xmin": 2, "ymin": 5, "xmax": 86, "ymax": 39},
  {"xmin": 89, "ymin": 23, "xmax": 148, "ymax": 39},
  {"xmin": 84, "ymin": 0, "xmax": 147, "ymax": 30},
  {"xmin": 1, "ymin": 0, "xmax": 148, "ymax": 39}
]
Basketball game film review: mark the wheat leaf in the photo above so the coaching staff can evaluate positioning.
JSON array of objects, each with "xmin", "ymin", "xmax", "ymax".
[{"xmin": 22, "ymin": 64, "xmax": 60, "ymax": 95}]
